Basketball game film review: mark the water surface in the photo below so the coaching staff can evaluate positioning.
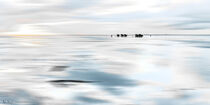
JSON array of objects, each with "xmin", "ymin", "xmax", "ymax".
[{"xmin": 0, "ymin": 35, "xmax": 210, "ymax": 105}]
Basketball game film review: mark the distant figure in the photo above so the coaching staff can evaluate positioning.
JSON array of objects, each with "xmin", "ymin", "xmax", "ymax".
[
  {"xmin": 135, "ymin": 34, "xmax": 143, "ymax": 38},
  {"xmin": 120, "ymin": 34, "xmax": 127, "ymax": 37},
  {"xmin": 115, "ymin": 34, "xmax": 128, "ymax": 37},
  {"xmin": 121, "ymin": 34, "xmax": 124, "ymax": 37}
]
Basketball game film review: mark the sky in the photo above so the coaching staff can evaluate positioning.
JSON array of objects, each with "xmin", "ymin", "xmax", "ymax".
[{"xmin": 1, "ymin": 0, "xmax": 210, "ymax": 35}]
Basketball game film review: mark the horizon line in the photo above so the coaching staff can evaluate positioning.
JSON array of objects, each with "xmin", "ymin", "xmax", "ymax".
[{"xmin": 1, "ymin": 33, "xmax": 210, "ymax": 36}]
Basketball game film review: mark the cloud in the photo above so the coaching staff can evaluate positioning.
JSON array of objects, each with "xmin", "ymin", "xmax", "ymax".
[{"xmin": 0, "ymin": 0, "xmax": 210, "ymax": 34}]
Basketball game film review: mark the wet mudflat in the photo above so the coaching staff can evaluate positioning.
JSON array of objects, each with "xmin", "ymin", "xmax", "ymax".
[{"xmin": 0, "ymin": 35, "xmax": 210, "ymax": 105}]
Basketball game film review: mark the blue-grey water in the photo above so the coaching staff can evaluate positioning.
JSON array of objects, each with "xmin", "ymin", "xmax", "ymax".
[{"xmin": 0, "ymin": 35, "xmax": 210, "ymax": 105}]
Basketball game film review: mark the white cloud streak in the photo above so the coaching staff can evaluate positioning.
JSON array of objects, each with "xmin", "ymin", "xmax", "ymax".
[{"xmin": 0, "ymin": 0, "xmax": 210, "ymax": 34}]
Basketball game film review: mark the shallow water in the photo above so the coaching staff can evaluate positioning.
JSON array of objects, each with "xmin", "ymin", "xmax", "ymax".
[{"xmin": 0, "ymin": 35, "xmax": 210, "ymax": 105}]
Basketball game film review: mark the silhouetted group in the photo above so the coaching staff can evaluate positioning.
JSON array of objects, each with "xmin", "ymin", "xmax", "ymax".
[
  {"xmin": 111, "ymin": 34, "xmax": 144, "ymax": 38},
  {"xmin": 135, "ymin": 34, "xmax": 143, "ymax": 38},
  {"xmin": 116, "ymin": 34, "xmax": 127, "ymax": 37}
]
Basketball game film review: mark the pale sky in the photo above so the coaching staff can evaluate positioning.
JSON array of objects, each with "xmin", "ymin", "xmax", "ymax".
[{"xmin": 1, "ymin": 0, "xmax": 210, "ymax": 35}]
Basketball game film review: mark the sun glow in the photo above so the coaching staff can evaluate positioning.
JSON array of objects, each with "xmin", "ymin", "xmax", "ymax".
[{"xmin": 6, "ymin": 24, "xmax": 51, "ymax": 36}]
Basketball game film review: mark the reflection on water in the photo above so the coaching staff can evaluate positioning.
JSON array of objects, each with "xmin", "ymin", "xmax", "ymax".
[{"xmin": 0, "ymin": 35, "xmax": 210, "ymax": 105}]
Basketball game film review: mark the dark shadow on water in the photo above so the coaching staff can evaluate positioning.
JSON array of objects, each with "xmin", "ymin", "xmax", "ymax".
[
  {"xmin": 50, "ymin": 66, "xmax": 69, "ymax": 72},
  {"xmin": 49, "ymin": 80, "xmax": 96, "ymax": 83},
  {"xmin": 49, "ymin": 79, "xmax": 96, "ymax": 87},
  {"xmin": 67, "ymin": 70, "xmax": 137, "ymax": 85},
  {"xmin": 48, "ymin": 70, "xmax": 138, "ymax": 95}
]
